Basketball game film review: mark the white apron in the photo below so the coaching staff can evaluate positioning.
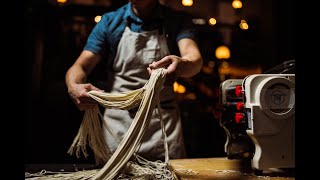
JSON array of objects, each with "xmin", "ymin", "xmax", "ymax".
[{"xmin": 102, "ymin": 24, "xmax": 186, "ymax": 161}]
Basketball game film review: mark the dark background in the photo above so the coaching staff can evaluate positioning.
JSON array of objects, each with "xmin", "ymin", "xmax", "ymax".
[{"xmin": 24, "ymin": 0, "xmax": 295, "ymax": 165}]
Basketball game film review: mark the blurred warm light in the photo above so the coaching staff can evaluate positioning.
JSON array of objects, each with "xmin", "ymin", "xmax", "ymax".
[
  {"xmin": 221, "ymin": 61, "xmax": 229, "ymax": 68},
  {"xmin": 215, "ymin": 45, "xmax": 231, "ymax": 59},
  {"xmin": 173, "ymin": 82, "xmax": 186, "ymax": 93},
  {"xmin": 219, "ymin": 61, "xmax": 230, "ymax": 75},
  {"xmin": 182, "ymin": 0, "xmax": 193, "ymax": 6},
  {"xmin": 185, "ymin": 92, "xmax": 197, "ymax": 100},
  {"xmin": 208, "ymin": 60, "xmax": 215, "ymax": 68},
  {"xmin": 57, "ymin": 0, "xmax": 67, "ymax": 4},
  {"xmin": 208, "ymin": 18, "xmax": 217, "ymax": 26},
  {"xmin": 94, "ymin": 15, "xmax": 102, "ymax": 23},
  {"xmin": 239, "ymin": 20, "xmax": 249, "ymax": 30},
  {"xmin": 192, "ymin": 18, "xmax": 206, "ymax": 25},
  {"xmin": 202, "ymin": 66, "xmax": 213, "ymax": 74},
  {"xmin": 232, "ymin": 0, "xmax": 243, "ymax": 9}
]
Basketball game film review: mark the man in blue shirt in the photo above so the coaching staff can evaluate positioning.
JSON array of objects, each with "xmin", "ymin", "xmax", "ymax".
[{"xmin": 65, "ymin": 0, "xmax": 203, "ymax": 164}]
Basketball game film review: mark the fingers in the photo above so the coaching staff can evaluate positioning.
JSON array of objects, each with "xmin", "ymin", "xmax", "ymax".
[
  {"xmin": 72, "ymin": 97, "xmax": 98, "ymax": 111},
  {"xmin": 68, "ymin": 83, "xmax": 101, "ymax": 111},
  {"xmin": 148, "ymin": 56, "xmax": 174, "ymax": 70},
  {"xmin": 84, "ymin": 84, "xmax": 104, "ymax": 94},
  {"xmin": 148, "ymin": 55, "xmax": 180, "ymax": 86},
  {"xmin": 77, "ymin": 102, "xmax": 98, "ymax": 111},
  {"xmin": 86, "ymin": 84, "xmax": 104, "ymax": 92},
  {"xmin": 147, "ymin": 67, "xmax": 152, "ymax": 75}
]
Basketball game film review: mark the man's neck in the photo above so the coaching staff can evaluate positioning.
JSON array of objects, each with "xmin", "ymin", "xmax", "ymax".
[{"xmin": 132, "ymin": 1, "xmax": 159, "ymax": 20}]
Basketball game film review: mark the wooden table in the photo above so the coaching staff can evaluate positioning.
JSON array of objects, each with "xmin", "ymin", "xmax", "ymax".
[
  {"xmin": 170, "ymin": 157, "xmax": 295, "ymax": 180},
  {"xmin": 25, "ymin": 158, "xmax": 295, "ymax": 179}
]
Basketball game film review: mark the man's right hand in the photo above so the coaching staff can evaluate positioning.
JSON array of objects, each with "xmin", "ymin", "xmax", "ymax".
[{"xmin": 67, "ymin": 83, "xmax": 104, "ymax": 111}]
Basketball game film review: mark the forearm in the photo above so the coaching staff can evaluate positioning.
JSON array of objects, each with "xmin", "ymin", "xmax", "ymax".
[
  {"xmin": 65, "ymin": 64, "xmax": 88, "ymax": 88},
  {"xmin": 65, "ymin": 64, "xmax": 102, "ymax": 110},
  {"xmin": 177, "ymin": 38, "xmax": 203, "ymax": 78},
  {"xmin": 65, "ymin": 50, "xmax": 101, "ymax": 88},
  {"xmin": 179, "ymin": 53, "xmax": 203, "ymax": 78}
]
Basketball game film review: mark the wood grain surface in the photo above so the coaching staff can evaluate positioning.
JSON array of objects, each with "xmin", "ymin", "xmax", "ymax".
[{"xmin": 170, "ymin": 157, "xmax": 295, "ymax": 180}]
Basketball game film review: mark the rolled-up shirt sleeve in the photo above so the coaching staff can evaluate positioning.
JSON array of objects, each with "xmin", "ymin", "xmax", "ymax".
[
  {"xmin": 84, "ymin": 15, "xmax": 109, "ymax": 57},
  {"xmin": 175, "ymin": 12, "xmax": 197, "ymax": 43}
]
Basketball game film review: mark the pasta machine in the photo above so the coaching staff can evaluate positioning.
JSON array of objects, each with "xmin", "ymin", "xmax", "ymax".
[{"xmin": 219, "ymin": 73, "xmax": 295, "ymax": 172}]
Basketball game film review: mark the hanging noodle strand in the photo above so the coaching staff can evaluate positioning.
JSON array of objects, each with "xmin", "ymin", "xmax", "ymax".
[{"xmin": 25, "ymin": 68, "xmax": 178, "ymax": 180}]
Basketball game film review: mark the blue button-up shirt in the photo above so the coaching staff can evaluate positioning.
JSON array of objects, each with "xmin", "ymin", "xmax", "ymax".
[{"xmin": 84, "ymin": 2, "xmax": 197, "ymax": 63}]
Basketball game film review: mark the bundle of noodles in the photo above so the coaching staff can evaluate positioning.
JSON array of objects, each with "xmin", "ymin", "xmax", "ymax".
[{"xmin": 67, "ymin": 68, "xmax": 176, "ymax": 180}]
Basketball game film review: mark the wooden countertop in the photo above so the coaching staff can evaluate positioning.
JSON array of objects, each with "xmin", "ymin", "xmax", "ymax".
[
  {"xmin": 169, "ymin": 157, "xmax": 295, "ymax": 180},
  {"xmin": 25, "ymin": 158, "xmax": 295, "ymax": 179}
]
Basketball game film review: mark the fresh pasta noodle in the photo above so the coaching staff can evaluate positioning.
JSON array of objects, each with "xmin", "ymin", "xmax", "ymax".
[{"xmin": 25, "ymin": 68, "xmax": 177, "ymax": 180}]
